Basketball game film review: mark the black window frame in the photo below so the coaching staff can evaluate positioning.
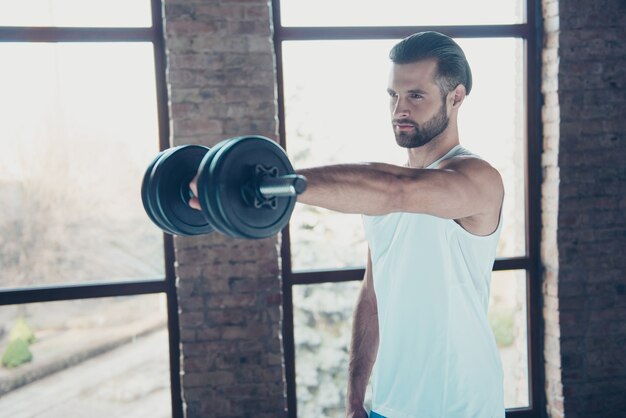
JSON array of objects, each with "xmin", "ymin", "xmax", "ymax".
[
  {"xmin": 0, "ymin": 2, "xmax": 182, "ymax": 417},
  {"xmin": 271, "ymin": 1, "xmax": 544, "ymax": 417}
]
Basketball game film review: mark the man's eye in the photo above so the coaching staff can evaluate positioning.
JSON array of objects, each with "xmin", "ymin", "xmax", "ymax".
[{"xmin": 410, "ymin": 94, "xmax": 423, "ymax": 99}]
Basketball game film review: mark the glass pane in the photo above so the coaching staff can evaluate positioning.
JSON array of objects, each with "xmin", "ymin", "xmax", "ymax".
[
  {"xmin": 284, "ymin": 39, "xmax": 526, "ymax": 271},
  {"xmin": 489, "ymin": 270, "xmax": 529, "ymax": 408},
  {"xmin": 293, "ymin": 281, "xmax": 372, "ymax": 417},
  {"xmin": 0, "ymin": 294, "xmax": 171, "ymax": 417},
  {"xmin": 0, "ymin": 0, "xmax": 152, "ymax": 27},
  {"xmin": 457, "ymin": 39, "xmax": 526, "ymax": 259},
  {"xmin": 293, "ymin": 272, "xmax": 529, "ymax": 415},
  {"xmin": 280, "ymin": 0, "xmax": 525, "ymax": 27},
  {"xmin": 0, "ymin": 43, "xmax": 164, "ymax": 288}
]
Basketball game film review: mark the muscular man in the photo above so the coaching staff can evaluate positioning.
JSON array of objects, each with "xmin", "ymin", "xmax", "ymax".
[
  {"xmin": 190, "ymin": 31, "xmax": 505, "ymax": 418},
  {"xmin": 297, "ymin": 32, "xmax": 505, "ymax": 418}
]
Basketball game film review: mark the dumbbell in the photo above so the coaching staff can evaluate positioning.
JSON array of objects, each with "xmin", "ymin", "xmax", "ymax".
[{"xmin": 141, "ymin": 136, "xmax": 307, "ymax": 239}]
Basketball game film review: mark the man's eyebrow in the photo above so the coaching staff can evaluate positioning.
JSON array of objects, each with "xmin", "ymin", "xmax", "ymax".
[
  {"xmin": 387, "ymin": 87, "xmax": 429, "ymax": 95},
  {"xmin": 407, "ymin": 88, "xmax": 428, "ymax": 95}
]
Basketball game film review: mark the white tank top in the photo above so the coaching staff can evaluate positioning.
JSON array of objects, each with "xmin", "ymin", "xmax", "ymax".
[{"xmin": 362, "ymin": 145, "xmax": 505, "ymax": 418}]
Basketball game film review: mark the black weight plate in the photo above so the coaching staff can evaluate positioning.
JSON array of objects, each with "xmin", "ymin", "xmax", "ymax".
[
  {"xmin": 197, "ymin": 139, "xmax": 241, "ymax": 238},
  {"xmin": 208, "ymin": 136, "xmax": 296, "ymax": 239},
  {"xmin": 146, "ymin": 148, "xmax": 188, "ymax": 235},
  {"xmin": 141, "ymin": 150, "xmax": 178, "ymax": 235},
  {"xmin": 208, "ymin": 138, "xmax": 273, "ymax": 239},
  {"xmin": 146, "ymin": 147, "xmax": 194, "ymax": 235},
  {"xmin": 149, "ymin": 145, "xmax": 214, "ymax": 236}
]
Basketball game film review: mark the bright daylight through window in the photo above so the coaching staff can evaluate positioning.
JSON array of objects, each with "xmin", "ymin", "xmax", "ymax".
[
  {"xmin": 0, "ymin": 42, "xmax": 164, "ymax": 288},
  {"xmin": 0, "ymin": 2, "xmax": 173, "ymax": 416},
  {"xmin": 276, "ymin": 0, "xmax": 534, "ymax": 416}
]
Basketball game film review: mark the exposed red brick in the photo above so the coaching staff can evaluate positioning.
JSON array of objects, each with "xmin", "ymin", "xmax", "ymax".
[
  {"xmin": 542, "ymin": 0, "xmax": 626, "ymax": 417},
  {"xmin": 164, "ymin": 0, "xmax": 286, "ymax": 416}
]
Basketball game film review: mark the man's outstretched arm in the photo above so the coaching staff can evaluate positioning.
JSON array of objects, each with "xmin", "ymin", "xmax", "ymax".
[
  {"xmin": 346, "ymin": 251, "xmax": 379, "ymax": 418},
  {"xmin": 297, "ymin": 157, "xmax": 503, "ymax": 224}
]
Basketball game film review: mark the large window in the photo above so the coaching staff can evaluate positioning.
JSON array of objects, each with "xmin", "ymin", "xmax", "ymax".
[
  {"xmin": 0, "ymin": 1, "xmax": 181, "ymax": 416},
  {"xmin": 273, "ymin": 1, "xmax": 543, "ymax": 417}
]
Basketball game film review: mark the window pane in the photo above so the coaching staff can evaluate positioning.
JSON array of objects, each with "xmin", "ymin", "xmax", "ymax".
[
  {"xmin": 489, "ymin": 270, "xmax": 529, "ymax": 408},
  {"xmin": 0, "ymin": 0, "xmax": 152, "ymax": 27},
  {"xmin": 0, "ymin": 43, "xmax": 164, "ymax": 288},
  {"xmin": 293, "ymin": 281, "xmax": 371, "ymax": 416},
  {"xmin": 293, "ymin": 271, "xmax": 529, "ymax": 415},
  {"xmin": 284, "ymin": 39, "xmax": 526, "ymax": 271},
  {"xmin": 280, "ymin": 0, "xmax": 525, "ymax": 27},
  {"xmin": 457, "ymin": 39, "xmax": 527, "ymax": 259},
  {"xmin": 0, "ymin": 294, "xmax": 171, "ymax": 417}
]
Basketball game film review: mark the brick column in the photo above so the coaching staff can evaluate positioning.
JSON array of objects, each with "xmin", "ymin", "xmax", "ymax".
[
  {"xmin": 542, "ymin": 0, "xmax": 626, "ymax": 417},
  {"xmin": 556, "ymin": 0, "xmax": 626, "ymax": 416},
  {"xmin": 162, "ymin": 1, "xmax": 287, "ymax": 417},
  {"xmin": 541, "ymin": 0, "xmax": 563, "ymax": 416}
]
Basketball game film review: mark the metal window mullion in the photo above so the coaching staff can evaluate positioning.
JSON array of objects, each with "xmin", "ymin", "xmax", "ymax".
[
  {"xmin": 277, "ymin": 24, "xmax": 528, "ymax": 41},
  {"xmin": 505, "ymin": 407, "xmax": 536, "ymax": 417},
  {"xmin": 494, "ymin": 257, "xmax": 533, "ymax": 271},
  {"xmin": 290, "ymin": 268, "xmax": 365, "ymax": 286},
  {"xmin": 288, "ymin": 257, "xmax": 533, "ymax": 286},
  {"xmin": 149, "ymin": 0, "xmax": 183, "ymax": 414},
  {"xmin": 0, "ymin": 279, "xmax": 168, "ymax": 306},
  {"xmin": 524, "ymin": 0, "xmax": 544, "ymax": 415},
  {"xmin": 272, "ymin": 0, "xmax": 299, "ymax": 413},
  {"xmin": 0, "ymin": 26, "xmax": 155, "ymax": 42}
]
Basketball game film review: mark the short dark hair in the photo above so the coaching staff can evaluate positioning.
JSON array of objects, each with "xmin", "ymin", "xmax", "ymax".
[{"xmin": 389, "ymin": 31, "xmax": 473, "ymax": 96}]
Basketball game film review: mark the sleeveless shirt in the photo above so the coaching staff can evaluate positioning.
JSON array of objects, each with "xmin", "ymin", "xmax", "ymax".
[{"xmin": 362, "ymin": 145, "xmax": 505, "ymax": 418}]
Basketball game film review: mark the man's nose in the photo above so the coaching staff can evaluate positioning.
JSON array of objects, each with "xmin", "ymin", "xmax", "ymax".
[{"xmin": 392, "ymin": 97, "xmax": 409, "ymax": 119}]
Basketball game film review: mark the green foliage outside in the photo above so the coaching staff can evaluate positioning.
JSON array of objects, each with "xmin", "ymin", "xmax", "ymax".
[
  {"xmin": 2, "ymin": 339, "xmax": 33, "ymax": 368},
  {"xmin": 489, "ymin": 308, "xmax": 515, "ymax": 347},
  {"xmin": 2, "ymin": 317, "xmax": 36, "ymax": 368},
  {"xmin": 8, "ymin": 317, "xmax": 36, "ymax": 345}
]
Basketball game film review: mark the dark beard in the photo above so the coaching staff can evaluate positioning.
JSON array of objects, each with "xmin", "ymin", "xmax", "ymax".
[{"xmin": 394, "ymin": 102, "xmax": 449, "ymax": 148}]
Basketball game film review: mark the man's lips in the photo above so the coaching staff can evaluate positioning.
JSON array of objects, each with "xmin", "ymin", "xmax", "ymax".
[{"xmin": 395, "ymin": 123, "xmax": 416, "ymax": 131}]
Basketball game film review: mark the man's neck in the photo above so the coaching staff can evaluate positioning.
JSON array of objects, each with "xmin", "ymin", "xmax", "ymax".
[{"xmin": 406, "ymin": 126, "xmax": 460, "ymax": 169}]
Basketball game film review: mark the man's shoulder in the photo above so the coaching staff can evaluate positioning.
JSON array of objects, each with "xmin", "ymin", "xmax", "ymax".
[{"xmin": 438, "ymin": 152, "xmax": 501, "ymax": 181}]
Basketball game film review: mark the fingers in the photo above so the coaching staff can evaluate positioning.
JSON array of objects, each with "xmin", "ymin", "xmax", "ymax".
[
  {"xmin": 190, "ymin": 173, "xmax": 199, "ymax": 197},
  {"xmin": 189, "ymin": 196, "xmax": 201, "ymax": 210},
  {"xmin": 189, "ymin": 174, "xmax": 201, "ymax": 210}
]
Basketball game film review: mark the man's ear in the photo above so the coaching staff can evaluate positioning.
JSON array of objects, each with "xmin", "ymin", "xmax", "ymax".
[{"xmin": 451, "ymin": 84, "xmax": 466, "ymax": 108}]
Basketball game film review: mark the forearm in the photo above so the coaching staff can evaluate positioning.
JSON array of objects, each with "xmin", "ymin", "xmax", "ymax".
[
  {"xmin": 346, "ymin": 289, "xmax": 379, "ymax": 410},
  {"xmin": 296, "ymin": 158, "xmax": 504, "ymax": 224},
  {"xmin": 297, "ymin": 163, "xmax": 403, "ymax": 216}
]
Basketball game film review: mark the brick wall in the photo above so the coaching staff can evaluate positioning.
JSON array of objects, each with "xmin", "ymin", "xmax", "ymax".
[
  {"xmin": 542, "ymin": 0, "xmax": 626, "ymax": 417},
  {"xmin": 163, "ymin": 1, "xmax": 287, "ymax": 417},
  {"xmin": 541, "ymin": 0, "xmax": 563, "ymax": 416}
]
